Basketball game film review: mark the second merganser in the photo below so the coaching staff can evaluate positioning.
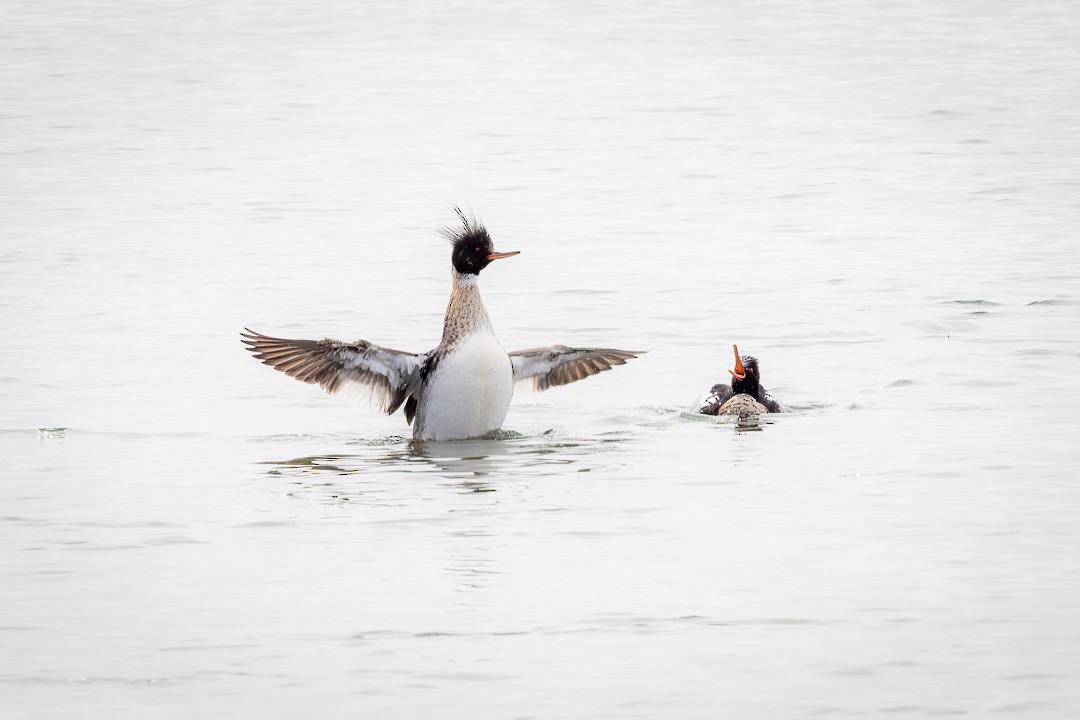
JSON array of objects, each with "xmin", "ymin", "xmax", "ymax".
[{"xmin": 698, "ymin": 344, "xmax": 783, "ymax": 417}]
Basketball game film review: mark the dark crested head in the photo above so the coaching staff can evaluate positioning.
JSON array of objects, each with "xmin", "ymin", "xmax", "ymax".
[
  {"xmin": 732, "ymin": 355, "xmax": 761, "ymax": 396},
  {"xmin": 441, "ymin": 207, "xmax": 519, "ymax": 275},
  {"xmin": 727, "ymin": 344, "xmax": 762, "ymax": 396}
]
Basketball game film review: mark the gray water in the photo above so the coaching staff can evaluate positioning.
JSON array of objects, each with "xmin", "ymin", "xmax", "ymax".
[{"xmin": 3, "ymin": 1, "xmax": 1080, "ymax": 717}]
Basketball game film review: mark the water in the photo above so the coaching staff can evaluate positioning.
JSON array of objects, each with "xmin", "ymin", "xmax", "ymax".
[{"xmin": 3, "ymin": 0, "xmax": 1080, "ymax": 717}]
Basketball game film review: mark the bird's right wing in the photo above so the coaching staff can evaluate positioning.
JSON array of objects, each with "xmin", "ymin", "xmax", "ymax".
[
  {"xmin": 509, "ymin": 345, "xmax": 641, "ymax": 392},
  {"xmin": 241, "ymin": 328, "xmax": 425, "ymax": 415}
]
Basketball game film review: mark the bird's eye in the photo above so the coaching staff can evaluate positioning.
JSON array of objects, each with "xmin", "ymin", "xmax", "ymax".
[{"xmin": 475, "ymin": 247, "xmax": 483, "ymax": 253}]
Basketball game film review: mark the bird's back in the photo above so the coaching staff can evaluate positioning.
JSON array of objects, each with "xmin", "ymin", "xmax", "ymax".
[{"xmin": 716, "ymin": 393, "xmax": 770, "ymax": 417}]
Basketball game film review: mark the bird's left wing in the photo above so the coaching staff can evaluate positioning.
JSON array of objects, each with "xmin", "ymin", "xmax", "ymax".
[
  {"xmin": 241, "ymin": 328, "xmax": 425, "ymax": 415},
  {"xmin": 509, "ymin": 345, "xmax": 641, "ymax": 392}
]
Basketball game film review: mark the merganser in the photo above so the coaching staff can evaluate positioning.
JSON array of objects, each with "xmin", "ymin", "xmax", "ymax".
[
  {"xmin": 698, "ymin": 344, "xmax": 783, "ymax": 417},
  {"xmin": 242, "ymin": 209, "xmax": 641, "ymax": 441}
]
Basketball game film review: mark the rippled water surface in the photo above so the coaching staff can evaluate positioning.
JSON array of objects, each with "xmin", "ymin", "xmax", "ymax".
[{"xmin": 3, "ymin": 0, "xmax": 1080, "ymax": 717}]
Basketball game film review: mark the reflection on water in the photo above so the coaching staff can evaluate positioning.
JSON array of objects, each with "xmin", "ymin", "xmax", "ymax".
[
  {"xmin": 259, "ymin": 430, "xmax": 636, "ymax": 497},
  {"xmin": 675, "ymin": 408, "xmax": 783, "ymax": 433},
  {"xmin": 724, "ymin": 415, "xmax": 771, "ymax": 433},
  {"xmin": 257, "ymin": 407, "xmax": 795, "ymax": 500}
]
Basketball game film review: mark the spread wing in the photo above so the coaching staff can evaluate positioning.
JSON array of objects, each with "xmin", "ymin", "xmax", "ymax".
[
  {"xmin": 509, "ymin": 345, "xmax": 641, "ymax": 392},
  {"xmin": 241, "ymin": 328, "xmax": 425, "ymax": 415}
]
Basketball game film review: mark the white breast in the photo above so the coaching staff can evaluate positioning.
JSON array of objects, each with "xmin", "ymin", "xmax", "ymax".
[{"xmin": 413, "ymin": 331, "xmax": 513, "ymax": 441}]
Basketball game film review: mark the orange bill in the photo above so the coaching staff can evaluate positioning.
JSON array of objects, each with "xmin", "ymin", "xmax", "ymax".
[
  {"xmin": 486, "ymin": 250, "xmax": 521, "ymax": 261},
  {"xmin": 727, "ymin": 343, "xmax": 746, "ymax": 379}
]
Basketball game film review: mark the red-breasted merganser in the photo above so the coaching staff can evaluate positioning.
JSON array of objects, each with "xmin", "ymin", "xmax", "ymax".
[
  {"xmin": 242, "ymin": 209, "xmax": 641, "ymax": 441},
  {"xmin": 698, "ymin": 344, "xmax": 783, "ymax": 417}
]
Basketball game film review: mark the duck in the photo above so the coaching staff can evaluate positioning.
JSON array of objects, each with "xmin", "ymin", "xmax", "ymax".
[
  {"xmin": 698, "ymin": 344, "xmax": 783, "ymax": 417},
  {"xmin": 242, "ymin": 208, "xmax": 641, "ymax": 441}
]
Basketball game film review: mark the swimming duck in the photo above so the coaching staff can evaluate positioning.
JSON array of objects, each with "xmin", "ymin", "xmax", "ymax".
[
  {"xmin": 698, "ymin": 344, "xmax": 783, "ymax": 417},
  {"xmin": 242, "ymin": 209, "xmax": 641, "ymax": 441}
]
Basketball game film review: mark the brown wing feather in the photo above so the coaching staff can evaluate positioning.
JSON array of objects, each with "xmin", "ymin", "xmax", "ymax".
[
  {"xmin": 241, "ymin": 329, "xmax": 424, "ymax": 415},
  {"xmin": 509, "ymin": 345, "xmax": 641, "ymax": 392}
]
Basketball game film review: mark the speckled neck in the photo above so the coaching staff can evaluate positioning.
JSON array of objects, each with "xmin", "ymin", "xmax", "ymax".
[{"xmin": 441, "ymin": 270, "xmax": 494, "ymax": 346}]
